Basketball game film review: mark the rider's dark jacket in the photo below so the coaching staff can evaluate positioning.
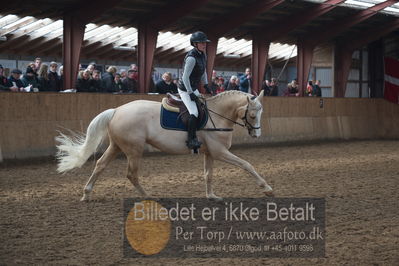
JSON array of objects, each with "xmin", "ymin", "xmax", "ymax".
[{"xmin": 178, "ymin": 48, "xmax": 206, "ymax": 92}]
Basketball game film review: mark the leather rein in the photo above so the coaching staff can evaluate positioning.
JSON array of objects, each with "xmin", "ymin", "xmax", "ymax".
[{"xmin": 200, "ymin": 98, "xmax": 260, "ymax": 132}]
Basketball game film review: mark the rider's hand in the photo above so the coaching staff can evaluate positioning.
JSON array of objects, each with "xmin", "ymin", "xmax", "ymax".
[
  {"xmin": 204, "ymin": 84, "xmax": 215, "ymax": 96},
  {"xmin": 189, "ymin": 93, "xmax": 198, "ymax": 101}
]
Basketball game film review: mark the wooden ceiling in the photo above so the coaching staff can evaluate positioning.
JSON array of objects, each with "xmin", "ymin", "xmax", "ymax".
[{"xmin": 0, "ymin": 0, "xmax": 398, "ymax": 67}]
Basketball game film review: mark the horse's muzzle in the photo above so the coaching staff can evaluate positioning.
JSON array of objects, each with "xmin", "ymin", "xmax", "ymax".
[{"xmin": 250, "ymin": 129, "xmax": 261, "ymax": 138}]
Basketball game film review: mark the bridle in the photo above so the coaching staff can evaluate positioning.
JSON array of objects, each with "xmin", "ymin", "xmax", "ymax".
[
  {"xmin": 202, "ymin": 98, "xmax": 261, "ymax": 133},
  {"xmin": 241, "ymin": 104, "xmax": 261, "ymax": 133}
]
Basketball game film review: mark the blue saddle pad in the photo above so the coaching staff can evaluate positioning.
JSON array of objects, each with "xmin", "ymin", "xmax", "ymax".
[{"xmin": 160, "ymin": 106, "xmax": 208, "ymax": 131}]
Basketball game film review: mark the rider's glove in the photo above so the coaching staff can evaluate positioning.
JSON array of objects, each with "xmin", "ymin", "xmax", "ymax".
[
  {"xmin": 204, "ymin": 84, "xmax": 215, "ymax": 95},
  {"xmin": 189, "ymin": 93, "xmax": 198, "ymax": 101}
]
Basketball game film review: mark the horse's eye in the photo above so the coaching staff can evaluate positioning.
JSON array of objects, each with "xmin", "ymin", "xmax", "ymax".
[{"xmin": 249, "ymin": 111, "xmax": 256, "ymax": 119}]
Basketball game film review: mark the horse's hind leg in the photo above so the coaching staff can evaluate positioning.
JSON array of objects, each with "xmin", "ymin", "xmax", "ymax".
[
  {"xmin": 216, "ymin": 149, "xmax": 274, "ymax": 196},
  {"xmin": 81, "ymin": 143, "xmax": 120, "ymax": 201},
  {"xmin": 126, "ymin": 148, "xmax": 148, "ymax": 197},
  {"xmin": 204, "ymin": 153, "xmax": 222, "ymax": 200}
]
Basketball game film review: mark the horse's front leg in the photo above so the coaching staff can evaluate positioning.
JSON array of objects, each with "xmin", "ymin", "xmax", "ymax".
[
  {"xmin": 204, "ymin": 153, "xmax": 222, "ymax": 200},
  {"xmin": 216, "ymin": 149, "xmax": 274, "ymax": 196}
]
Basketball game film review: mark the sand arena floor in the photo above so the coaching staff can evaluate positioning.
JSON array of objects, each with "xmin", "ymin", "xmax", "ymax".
[{"xmin": 0, "ymin": 140, "xmax": 398, "ymax": 265}]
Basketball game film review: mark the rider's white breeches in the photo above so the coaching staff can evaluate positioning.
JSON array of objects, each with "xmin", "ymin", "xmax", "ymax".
[{"xmin": 178, "ymin": 89, "xmax": 198, "ymax": 117}]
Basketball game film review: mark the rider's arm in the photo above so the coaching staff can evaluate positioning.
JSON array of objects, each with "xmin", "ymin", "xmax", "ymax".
[
  {"xmin": 198, "ymin": 70, "xmax": 208, "ymax": 96},
  {"xmin": 182, "ymin": 56, "xmax": 196, "ymax": 94}
]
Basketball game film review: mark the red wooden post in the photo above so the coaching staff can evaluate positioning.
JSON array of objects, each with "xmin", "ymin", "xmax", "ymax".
[
  {"xmin": 137, "ymin": 23, "xmax": 158, "ymax": 93},
  {"xmin": 251, "ymin": 35, "xmax": 270, "ymax": 95},
  {"xmin": 62, "ymin": 15, "xmax": 85, "ymax": 90},
  {"xmin": 296, "ymin": 40, "xmax": 314, "ymax": 96}
]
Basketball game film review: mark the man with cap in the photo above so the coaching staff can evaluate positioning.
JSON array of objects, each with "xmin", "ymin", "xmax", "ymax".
[
  {"xmin": 48, "ymin": 61, "xmax": 61, "ymax": 91},
  {"xmin": 178, "ymin": 31, "xmax": 212, "ymax": 151},
  {"xmin": 7, "ymin": 69, "xmax": 24, "ymax": 92},
  {"xmin": 21, "ymin": 66, "xmax": 39, "ymax": 91}
]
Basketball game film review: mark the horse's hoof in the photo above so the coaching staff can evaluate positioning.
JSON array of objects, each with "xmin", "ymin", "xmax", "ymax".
[
  {"xmin": 80, "ymin": 195, "xmax": 90, "ymax": 202},
  {"xmin": 264, "ymin": 190, "xmax": 275, "ymax": 197},
  {"xmin": 207, "ymin": 195, "xmax": 223, "ymax": 202}
]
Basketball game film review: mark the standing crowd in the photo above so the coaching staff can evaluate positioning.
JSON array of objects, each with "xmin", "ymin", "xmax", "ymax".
[
  {"xmin": 0, "ymin": 58, "xmax": 62, "ymax": 92},
  {"xmin": 0, "ymin": 58, "xmax": 182, "ymax": 94},
  {"xmin": 0, "ymin": 58, "xmax": 322, "ymax": 97},
  {"xmin": 283, "ymin": 79, "xmax": 322, "ymax": 97}
]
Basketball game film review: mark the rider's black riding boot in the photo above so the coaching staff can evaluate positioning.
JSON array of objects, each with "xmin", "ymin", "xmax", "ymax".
[{"xmin": 186, "ymin": 114, "xmax": 202, "ymax": 150}]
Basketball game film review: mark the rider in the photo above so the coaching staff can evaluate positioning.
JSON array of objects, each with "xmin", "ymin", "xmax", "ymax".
[{"xmin": 178, "ymin": 31, "xmax": 211, "ymax": 150}]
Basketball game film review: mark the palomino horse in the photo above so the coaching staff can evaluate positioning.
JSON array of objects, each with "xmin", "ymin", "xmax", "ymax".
[{"xmin": 56, "ymin": 90, "xmax": 273, "ymax": 201}]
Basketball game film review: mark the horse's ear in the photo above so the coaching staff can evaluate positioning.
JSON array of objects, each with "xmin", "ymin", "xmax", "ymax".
[
  {"xmin": 247, "ymin": 95, "xmax": 251, "ymax": 104},
  {"xmin": 257, "ymin": 90, "xmax": 264, "ymax": 103}
]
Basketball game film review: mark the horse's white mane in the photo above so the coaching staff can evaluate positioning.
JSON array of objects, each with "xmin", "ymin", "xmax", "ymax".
[{"xmin": 206, "ymin": 90, "xmax": 253, "ymax": 102}]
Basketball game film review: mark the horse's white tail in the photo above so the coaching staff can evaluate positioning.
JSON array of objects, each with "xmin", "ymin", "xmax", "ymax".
[{"xmin": 56, "ymin": 109, "xmax": 116, "ymax": 173}]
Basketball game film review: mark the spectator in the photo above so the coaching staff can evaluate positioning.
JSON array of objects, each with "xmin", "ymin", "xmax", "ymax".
[
  {"xmin": 314, "ymin": 80, "xmax": 322, "ymax": 97},
  {"xmin": 21, "ymin": 66, "xmax": 39, "ymax": 91},
  {"xmin": 120, "ymin": 69, "xmax": 127, "ymax": 80},
  {"xmin": 239, "ymin": 67, "xmax": 252, "ymax": 93},
  {"xmin": 209, "ymin": 75, "xmax": 219, "ymax": 95},
  {"xmin": 262, "ymin": 79, "xmax": 270, "ymax": 95},
  {"xmin": 37, "ymin": 63, "xmax": 50, "ymax": 91},
  {"xmin": 212, "ymin": 70, "xmax": 217, "ymax": 80},
  {"xmin": 7, "ymin": 69, "xmax": 24, "ymax": 92},
  {"xmin": 306, "ymin": 80, "xmax": 313, "ymax": 96},
  {"xmin": 58, "ymin": 65, "xmax": 64, "ymax": 90},
  {"xmin": 285, "ymin": 79, "xmax": 299, "ymax": 96},
  {"xmin": 86, "ymin": 62, "xmax": 96, "ymax": 75},
  {"xmin": 148, "ymin": 68, "xmax": 156, "ymax": 93},
  {"xmin": 28, "ymin": 62, "xmax": 37, "ymax": 75},
  {"xmin": 101, "ymin": 66, "xmax": 117, "ymax": 93},
  {"xmin": 76, "ymin": 70, "xmax": 94, "ymax": 92},
  {"xmin": 48, "ymin": 61, "xmax": 61, "ymax": 91},
  {"xmin": 0, "ymin": 64, "xmax": 8, "ymax": 91},
  {"xmin": 225, "ymin": 75, "xmax": 239, "ymax": 91},
  {"xmin": 90, "ymin": 70, "xmax": 102, "ymax": 92},
  {"xmin": 130, "ymin": 64, "xmax": 138, "ymax": 82},
  {"xmin": 235, "ymin": 76, "xmax": 240, "ymax": 87},
  {"xmin": 122, "ymin": 69, "xmax": 138, "ymax": 93},
  {"xmin": 269, "ymin": 78, "xmax": 279, "ymax": 96},
  {"xmin": 155, "ymin": 72, "xmax": 177, "ymax": 94},
  {"xmin": 34, "ymin": 58, "xmax": 42, "ymax": 71},
  {"xmin": 113, "ymin": 73, "xmax": 126, "ymax": 93},
  {"xmin": 216, "ymin": 76, "xmax": 225, "ymax": 94}
]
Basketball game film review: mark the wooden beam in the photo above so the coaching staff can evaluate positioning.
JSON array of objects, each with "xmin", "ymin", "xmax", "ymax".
[
  {"xmin": 204, "ymin": 0, "xmax": 284, "ymax": 36},
  {"xmin": 25, "ymin": 38, "xmax": 61, "ymax": 54},
  {"xmin": 307, "ymin": 0, "xmax": 399, "ymax": 46},
  {"xmin": 150, "ymin": 0, "xmax": 210, "ymax": 30},
  {"xmin": 256, "ymin": 0, "xmax": 346, "ymax": 41},
  {"xmin": 0, "ymin": 18, "xmax": 54, "ymax": 50}
]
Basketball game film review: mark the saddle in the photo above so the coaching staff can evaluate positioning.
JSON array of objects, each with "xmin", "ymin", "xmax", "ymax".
[
  {"xmin": 161, "ymin": 93, "xmax": 184, "ymax": 112},
  {"xmin": 160, "ymin": 93, "xmax": 208, "ymax": 131}
]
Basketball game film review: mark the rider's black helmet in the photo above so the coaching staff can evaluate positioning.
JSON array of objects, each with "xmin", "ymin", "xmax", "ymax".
[{"xmin": 190, "ymin": 31, "xmax": 211, "ymax": 46}]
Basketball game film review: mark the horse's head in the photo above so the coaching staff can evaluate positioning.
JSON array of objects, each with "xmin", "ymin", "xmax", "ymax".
[{"xmin": 242, "ymin": 90, "xmax": 264, "ymax": 138}]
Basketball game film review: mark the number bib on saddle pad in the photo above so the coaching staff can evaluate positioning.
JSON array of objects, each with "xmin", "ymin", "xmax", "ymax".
[{"xmin": 160, "ymin": 95, "xmax": 208, "ymax": 131}]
